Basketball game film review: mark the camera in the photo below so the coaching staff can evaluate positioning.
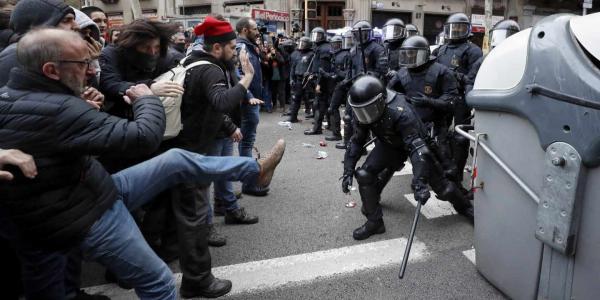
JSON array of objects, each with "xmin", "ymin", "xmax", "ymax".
[{"xmin": 257, "ymin": 22, "xmax": 268, "ymax": 34}]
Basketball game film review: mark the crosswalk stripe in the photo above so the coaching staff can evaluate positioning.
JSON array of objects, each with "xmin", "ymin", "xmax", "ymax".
[
  {"xmin": 403, "ymin": 194, "xmax": 457, "ymax": 219},
  {"xmin": 84, "ymin": 238, "xmax": 429, "ymax": 299},
  {"xmin": 462, "ymin": 248, "xmax": 476, "ymax": 265}
]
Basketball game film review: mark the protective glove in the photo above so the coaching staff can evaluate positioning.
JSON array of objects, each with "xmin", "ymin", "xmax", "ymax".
[
  {"xmin": 407, "ymin": 95, "xmax": 431, "ymax": 107},
  {"xmin": 413, "ymin": 184, "xmax": 431, "ymax": 205},
  {"xmin": 341, "ymin": 170, "xmax": 354, "ymax": 194},
  {"xmin": 327, "ymin": 105, "xmax": 334, "ymax": 115},
  {"xmin": 454, "ymin": 71, "xmax": 466, "ymax": 85}
]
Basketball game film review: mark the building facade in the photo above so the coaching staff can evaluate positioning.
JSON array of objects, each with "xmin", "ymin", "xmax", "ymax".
[{"xmin": 87, "ymin": 0, "xmax": 597, "ymax": 41}]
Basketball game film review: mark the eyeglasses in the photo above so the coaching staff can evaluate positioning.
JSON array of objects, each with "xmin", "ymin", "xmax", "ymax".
[{"xmin": 58, "ymin": 59, "xmax": 93, "ymax": 69}]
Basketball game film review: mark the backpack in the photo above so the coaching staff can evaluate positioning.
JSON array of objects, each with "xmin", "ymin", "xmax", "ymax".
[{"xmin": 154, "ymin": 58, "xmax": 219, "ymax": 139}]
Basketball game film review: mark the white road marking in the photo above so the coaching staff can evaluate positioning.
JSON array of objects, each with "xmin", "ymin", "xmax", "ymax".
[
  {"xmin": 404, "ymin": 194, "xmax": 457, "ymax": 219},
  {"xmin": 84, "ymin": 238, "xmax": 429, "ymax": 299},
  {"xmin": 462, "ymin": 248, "xmax": 476, "ymax": 265},
  {"xmin": 394, "ymin": 162, "xmax": 413, "ymax": 176}
]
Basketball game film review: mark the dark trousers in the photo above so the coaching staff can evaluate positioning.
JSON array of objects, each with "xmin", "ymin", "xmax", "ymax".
[
  {"xmin": 171, "ymin": 183, "xmax": 213, "ymax": 288},
  {"xmin": 289, "ymin": 78, "xmax": 313, "ymax": 119},
  {"xmin": 357, "ymin": 141, "xmax": 466, "ymax": 222},
  {"xmin": 312, "ymin": 83, "xmax": 333, "ymax": 132},
  {"xmin": 270, "ymin": 80, "xmax": 285, "ymax": 110}
]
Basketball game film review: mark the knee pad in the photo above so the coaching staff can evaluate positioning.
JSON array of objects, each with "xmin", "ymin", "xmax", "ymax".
[{"xmin": 355, "ymin": 168, "xmax": 376, "ymax": 185}]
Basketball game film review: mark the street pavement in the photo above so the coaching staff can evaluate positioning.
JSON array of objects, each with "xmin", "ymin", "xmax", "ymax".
[{"xmin": 82, "ymin": 110, "xmax": 507, "ymax": 299}]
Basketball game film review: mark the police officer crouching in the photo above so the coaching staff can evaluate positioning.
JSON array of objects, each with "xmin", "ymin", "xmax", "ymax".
[
  {"xmin": 341, "ymin": 76, "xmax": 474, "ymax": 241},
  {"xmin": 305, "ymin": 27, "xmax": 334, "ymax": 135},
  {"xmin": 286, "ymin": 37, "xmax": 314, "ymax": 123}
]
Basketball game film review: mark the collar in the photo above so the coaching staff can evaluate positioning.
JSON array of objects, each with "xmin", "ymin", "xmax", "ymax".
[{"xmin": 7, "ymin": 68, "xmax": 76, "ymax": 95}]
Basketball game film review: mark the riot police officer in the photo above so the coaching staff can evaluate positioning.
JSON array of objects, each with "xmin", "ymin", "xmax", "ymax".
[
  {"xmin": 382, "ymin": 18, "xmax": 407, "ymax": 79},
  {"xmin": 341, "ymin": 76, "xmax": 474, "ymax": 240},
  {"xmin": 434, "ymin": 13, "xmax": 483, "ymax": 184},
  {"xmin": 321, "ymin": 34, "xmax": 351, "ymax": 141},
  {"xmin": 388, "ymin": 35, "xmax": 461, "ymax": 186},
  {"xmin": 336, "ymin": 21, "xmax": 387, "ymax": 149},
  {"xmin": 405, "ymin": 24, "xmax": 420, "ymax": 37},
  {"xmin": 305, "ymin": 27, "xmax": 334, "ymax": 135},
  {"xmin": 286, "ymin": 37, "xmax": 314, "ymax": 123}
]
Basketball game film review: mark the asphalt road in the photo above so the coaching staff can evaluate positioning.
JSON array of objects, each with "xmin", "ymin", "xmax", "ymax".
[{"xmin": 82, "ymin": 110, "xmax": 506, "ymax": 299}]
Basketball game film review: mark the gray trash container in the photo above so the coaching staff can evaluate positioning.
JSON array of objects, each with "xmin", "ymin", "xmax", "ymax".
[{"xmin": 461, "ymin": 12, "xmax": 600, "ymax": 300}]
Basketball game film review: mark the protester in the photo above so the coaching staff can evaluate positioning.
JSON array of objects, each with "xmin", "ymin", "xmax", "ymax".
[
  {"xmin": 80, "ymin": 6, "xmax": 107, "ymax": 43},
  {"xmin": 236, "ymin": 17, "xmax": 269, "ymax": 196},
  {"xmin": 0, "ymin": 0, "xmax": 78, "ymax": 87},
  {"xmin": 172, "ymin": 31, "xmax": 186, "ymax": 54},
  {"xmin": 0, "ymin": 28, "xmax": 285, "ymax": 299},
  {"xmin": 267, "ymin": 45, "xmax": 285, "ymax": 112},
  {"xmin": 74, "ymin": 8, "xmax": 103, "ymax": 87}
]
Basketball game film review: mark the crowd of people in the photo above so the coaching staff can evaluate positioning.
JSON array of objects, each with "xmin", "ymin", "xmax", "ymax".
[{"xmin": 0, "ymin": 0, "xmax": 525, "ymax": 298}]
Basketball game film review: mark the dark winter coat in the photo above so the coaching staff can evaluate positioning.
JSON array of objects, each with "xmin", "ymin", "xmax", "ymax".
[
  {"xmin": 99, "ymin": 45, "xmax": 184, "ymax": 119},
  {"xmin": 166, "ymin": 50, "xmax": 246, "ymax": 154},
  {"xmin": 0, "ymin": 68, "xmax": 165, "ymax": 249}
]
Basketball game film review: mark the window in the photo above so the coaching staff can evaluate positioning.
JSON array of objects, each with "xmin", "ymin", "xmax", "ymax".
[
  {"xmin": 179, "ymin": 5, "xmax": 211, "ymax": 15},
  {"xmin": 328, "ymin": 6, "xmax": 343, "ymax": 17}
]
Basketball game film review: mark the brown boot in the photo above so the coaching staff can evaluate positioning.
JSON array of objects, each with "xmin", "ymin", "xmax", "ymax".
[{"xmin": 257, "ymin": 139, "xmax": 286, "ymax": 188}]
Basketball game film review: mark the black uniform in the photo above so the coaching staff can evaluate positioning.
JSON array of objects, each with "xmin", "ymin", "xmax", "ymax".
[
  {"xmin": 324, "ymin": 48, "xmax": 351, "ymax": 139},
  {"xmin": 340, "ymin": 41, "xmax": 387, "ymax": 147},
  {"xmin": 288, "ymin": 49, "xmax": 314, "ymax": 121},
  {"xmin": 384, "ymin": 39, "xmax": 403, "ymax": 73},
  {"xmin": 307, "ymin": 40, "xmax": 334, "ymax": 133},
  {"xmin": 344, "ymin": 91, "xmax": 471, "ymax": 224},
  {"xmin": 388, "ymin": 61, "xmax": 460, "ymax": 180},
  {"xmin": 434, "ymin": 41, "xmax": 482, "ymax": 181}
]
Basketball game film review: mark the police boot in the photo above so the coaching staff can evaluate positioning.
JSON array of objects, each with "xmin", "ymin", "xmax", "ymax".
[
  {"xmin": 353, "ymin": 219, "xmax": 386, "ymax": 240},
  {"xmin": 439, "ymin": 183, "xmax": 474, "ymax": 223},
  {"xmin": 304, "ymin": 110, "xmax": 323, "ymax": 135},
  {"xmin": 325, "ymin": 111, "xmax": 342, "ymax": 141}
]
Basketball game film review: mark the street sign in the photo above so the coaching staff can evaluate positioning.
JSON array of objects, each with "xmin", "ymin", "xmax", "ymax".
[
  {"xmin": 583, "ymin": 0, "xmax": 592, "ymax": 3},
  {"xmin": 583, "ymin": 3, "xmax": 592, "ymax": 9}
]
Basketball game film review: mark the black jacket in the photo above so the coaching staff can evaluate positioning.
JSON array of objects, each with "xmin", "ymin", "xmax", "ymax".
[
  {"xmin": 99, "ymin": 45, "xmax": 184, "ymax": 119},
  {"xmin": 0, "ymin": 68, "xmax": 166, "ymax": 249},
  {"xmin": 167, "ymin": 50, "xmax": 246, "ymax": 154}
]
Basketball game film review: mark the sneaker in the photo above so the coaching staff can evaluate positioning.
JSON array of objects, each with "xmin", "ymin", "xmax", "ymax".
[
  {"xmin": 225, "ymin": 207, "xmax": 259, "ymax": 225},
  {"xmin": 256, "ymin": 139, "xmax": 286, "ymax": 188},
  {"xmin": 207, "ymin": 224, "xmax": 226, "ymax": 247}
]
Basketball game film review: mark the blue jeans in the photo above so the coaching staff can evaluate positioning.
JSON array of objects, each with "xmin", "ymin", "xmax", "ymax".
[
  {"xmin": 23, "ymin": 149, "xmax": 258, "ymax": 300},
  {"xmin": 262, "ymin": 80, "xmax": 272, "ymax": 111},
  {"xmin": 208, "ymin": 138, "xmax": 239, "ymax": 212},
  {"xmin": 239, "ymin": 104, "xmax": 260, "ymax": 191}
]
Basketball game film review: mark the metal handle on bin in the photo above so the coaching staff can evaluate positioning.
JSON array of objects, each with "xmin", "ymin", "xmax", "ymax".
[{"xmin": 455, "ymin": 124, "xmax": 541, "ymax": 204}]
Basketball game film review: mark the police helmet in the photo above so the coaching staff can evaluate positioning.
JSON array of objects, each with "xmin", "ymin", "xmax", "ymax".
[
  {"xmin": 352, "ymin": 20, "xmax": 373, "ymax": 45},
  {"xmin": 310, "ymin": 27, "xmax": 326, "ymax": 43},
  {"xmin": 297, "ymin": 37, "xmax": 312, "ymax": 50},
  {"xmin": 444, "ymin": 13, "xmax": 471, "ymax": 40},
  {"xmin": 349, "ymin": 75, "xmax": 387, "ymax": 124},
  {"xmin": 342, "ymin": 30, "xmax": 354, "ymax": 49},
  {"xmin": 330, "ymin": 35, "xmax": 343, "ymax": 51},
  {"xmin": 382, "ymin": 18, "xmax": 406, "ymax": 42},
  {"xmin": 489, "ymin": 19, "xmax": 520, "ymax": 49},
  {"xmin": 398, "ymin": 36, "xmax": 431, "ymax": 69},
  {"xmin": 282, "ymin": 39, "xmax": 295, "ymax": 53},
  {"xmin": 405, "ymin": 24, "xmax": 419, "ymax": 37}
]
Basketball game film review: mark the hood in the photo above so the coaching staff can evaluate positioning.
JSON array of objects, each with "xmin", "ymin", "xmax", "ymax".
[
  {"xmin": 74, "ymin": 8, "xmax": 100, "ymax": 42},
  {"xmin": 9, "ymin": 0, "xmax": 74, "ymax": 35}
]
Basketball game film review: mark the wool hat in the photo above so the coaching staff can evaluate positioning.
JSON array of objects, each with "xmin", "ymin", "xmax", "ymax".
[{"xmin": 194, "ymin": 16, "xmax": 236, "ymax": 44}]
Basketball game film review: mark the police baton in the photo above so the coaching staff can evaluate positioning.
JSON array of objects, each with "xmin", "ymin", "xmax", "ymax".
[
  {"xmin": 358, "ymin": 28, "xmax": 368, "ymax": 74},
  {"xmin": 399, "ymin": 200, "xmax": 422, "ymax": 279}
]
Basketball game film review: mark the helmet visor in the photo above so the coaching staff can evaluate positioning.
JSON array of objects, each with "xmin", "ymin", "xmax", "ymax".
[
  {"xmin": 342, "ymin": 35, "xmax": 354, "ymax": 49},
  {"xmin": 398, "ymin": 49, "xmax": 430, "ymax": 68},
  {"xmin": 352, "ymin": 29, "xmax": 371, "ymax": 44},
  {"xmin": 331, "ymin": 41, "xmax": 342, "ymax": 51},
  {"xmin": 349, "ymin": 93, "xmax": 385, "ymax": 124},
  {"xmin": 310, "ymin": 31, "xmax": 324, "ymax": 43},
  {"xmin": 382, "ymin": 25, "xmax": 406, "ymax": 42},
  {"xmin": 444, "ymin": 23, "xmax": 470, "ymax": 40},
  {"xmin": 298, "ymin": 40, "xmax": 310, "ymax": 50},
  {"xmin": 406, "ymin": 29, "xmax": 419, "ymax": 37}
]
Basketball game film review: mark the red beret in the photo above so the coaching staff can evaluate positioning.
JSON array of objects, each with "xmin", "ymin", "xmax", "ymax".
[{"xmin": 194, "ymin": 16, "xmax": 237, "ymax": 44}]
